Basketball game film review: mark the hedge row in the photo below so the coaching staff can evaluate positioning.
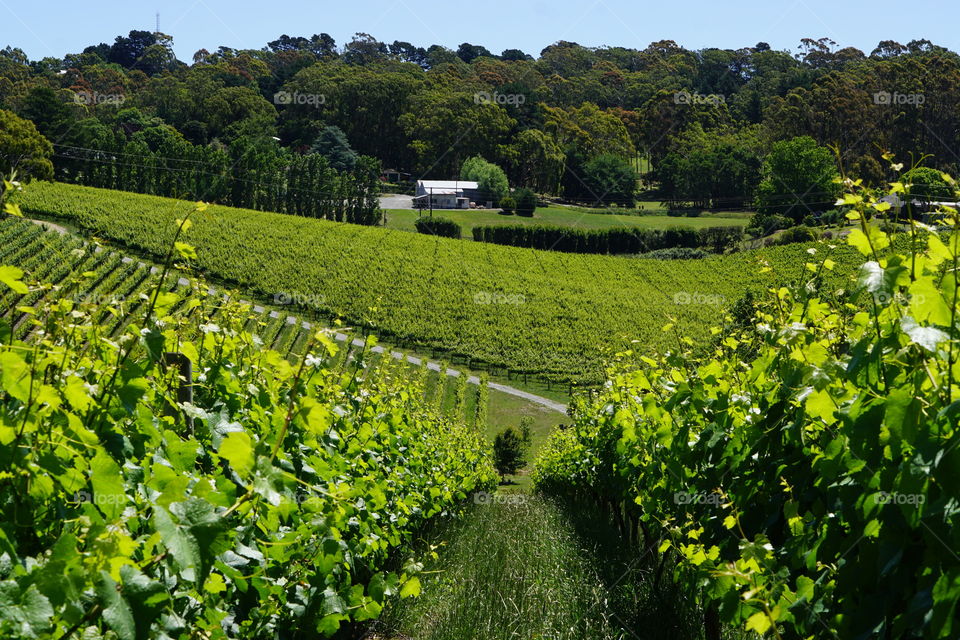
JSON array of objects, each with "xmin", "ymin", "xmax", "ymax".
[
  {"xmin": 471, "ymin": 224, "xmax": 743, "ymax": 254},
  {"xmin": 415, "ymin": 216, "xmax": 462, "ymax": 238}
]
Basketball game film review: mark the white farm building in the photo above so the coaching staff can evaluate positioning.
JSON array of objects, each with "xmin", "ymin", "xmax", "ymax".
[{"xmin": 414, "ymin": 180, "xmax": 484, "ymax": 209}]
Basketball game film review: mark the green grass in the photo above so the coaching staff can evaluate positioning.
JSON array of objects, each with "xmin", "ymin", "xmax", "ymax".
[
  {"xmin": 413, "ymin": 364, "xmax": 567, "ymax": 488},
  {"xmin": 384, "ymin": 206, "xmax": 750, "ymax": 237},
  {"xmin": 374, "ymin": 496, "xmax": 625, "ymax": 640},
  {"xmin": 373, "ymin": 492, "xmax": 744, "ymax": 640}
]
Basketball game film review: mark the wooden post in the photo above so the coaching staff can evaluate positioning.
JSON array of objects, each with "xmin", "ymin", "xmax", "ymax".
[{"xmin": 161, "ymin": 352, "xmax": 193, "ymax": 418}]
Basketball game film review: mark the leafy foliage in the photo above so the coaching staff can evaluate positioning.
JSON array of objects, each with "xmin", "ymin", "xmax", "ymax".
[
  {"xmin": 755, "ymin": 136, "xmax": 840, "ymax": 222},
  {"xmin": 534, "ymin": 167, "xmax": 960, "ymax": 638},
  {"xmin": 461, "ymin": 156, "xmax": 509, "ymax": 204},
  {"xmin": 0, "ymin": 109, "xmax": 53, "ymax": 182},
  {"xmin": 414, "ymin": 216, "xmax": 462, "ymax": 238},
  {"xmin": 513, "ymin": 188, "xmax": 538, "ymax": 217},
  {"xmin": 493, "ymin": 425, "xmax": 532, "ymax": 477},
  {"xmin": 0, "ymin": 205, "xmax": 496, "ymax": 638},
  {"xmin": 472, "ymin": 223, "xmax": 742, "ymax": 255}
]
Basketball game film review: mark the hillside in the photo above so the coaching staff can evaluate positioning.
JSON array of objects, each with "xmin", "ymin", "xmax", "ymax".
[{"xmin": 18, "ymin": 182, "xmax": 863, "ymax": 384}]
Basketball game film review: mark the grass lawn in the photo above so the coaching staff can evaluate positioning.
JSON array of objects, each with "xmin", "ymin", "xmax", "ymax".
[
  {"xmin": 384, "ymin": 206, "xmax": 750, "ymax": 237},
  {"xmin": 420, "ymin": 365, "xmax": 568, "ymax": 489}
]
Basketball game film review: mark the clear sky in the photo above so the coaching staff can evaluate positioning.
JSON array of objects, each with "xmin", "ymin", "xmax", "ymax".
[{"xmin": 3, "ymin": 0, "xmax": 958, "ymax": 61}]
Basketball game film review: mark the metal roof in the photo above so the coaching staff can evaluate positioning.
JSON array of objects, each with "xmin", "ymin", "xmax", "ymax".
[{"xmin": 418, "ymin": 180, "xmax": 479, "ymax": 190}]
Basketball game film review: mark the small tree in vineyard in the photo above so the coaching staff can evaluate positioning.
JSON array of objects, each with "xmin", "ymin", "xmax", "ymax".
[{"xmin": 493, "ymin": 419, "xmax": 532, "ymax": 479}]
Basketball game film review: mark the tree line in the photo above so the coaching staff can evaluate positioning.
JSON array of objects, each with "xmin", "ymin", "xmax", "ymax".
[{"xmin": 1, "ymin": 32, "xmax": 959, "ymax": 210}]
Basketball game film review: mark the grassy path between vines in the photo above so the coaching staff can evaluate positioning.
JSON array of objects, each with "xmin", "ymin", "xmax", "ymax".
[{"xmin": 371, "ymin": 494, "xmax": 628, "ymax": 640}]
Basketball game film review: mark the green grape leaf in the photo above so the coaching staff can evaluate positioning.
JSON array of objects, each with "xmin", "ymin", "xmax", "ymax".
[
  {"xmin": 901, "ymin": 316, "xmax": 950, "ymax": 352},
  {"xmin": 153, "ymin": 506, "xmax": 201, "ymax": 580},
  {"xmin": 745, "ymin": 611, "xmax": 771, "ymax": 634},
  {"xmin": 219, "ymin": 431, "xmax": 254, "ymax": 479},
  {"xmin": 0, "ymin": 265, "xmax": 28, "ymax": 294},
  {"xmin": 399, "ymin": 576, "xmax": 421, "ymax": 598},
  {"xmin": 91, "ymin": 449, "xmax": 126, "ymax": 522},
  {"xmin": 0, "ymin": 351, "xmax": 31, "ymax": 402},
  {"xmin": 98, "ymin": 571, "xmax": 135, "ymax": 640},
  {"xmin": 316, "ymin": 613, "xmax": 347, "ymax": 636},
  {"xmin": 0, "ymin": 583, "xmax": 54, "ymax": 638}
]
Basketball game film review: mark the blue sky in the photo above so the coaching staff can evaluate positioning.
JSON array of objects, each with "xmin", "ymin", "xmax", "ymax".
[{"xmin": 3, "ymin": 0, "xmax": 957, "ymax": 61}]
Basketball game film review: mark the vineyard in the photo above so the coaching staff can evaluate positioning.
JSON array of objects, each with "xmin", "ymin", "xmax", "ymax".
[
  {"xmin": 533, "ymin": 174, "xmax": 960, "ymax": 638},
  {"xmin": 17, "ymin": 182, "xmax": 864, "ymax": 384},
  {"xmin": 0, "ymin": 214, "xmax": 506, "ymax": 421},
  {"xmin": 0, "ymin": 205, "xmax": 497, "ymax": 638}
]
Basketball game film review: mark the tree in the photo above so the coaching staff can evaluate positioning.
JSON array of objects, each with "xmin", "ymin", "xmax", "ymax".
[
  {"xmin": 501, "ymin": 49, "xmax": 532, "ymax": 62},
  {"xmin": 108, "ymin": 30, "xmax": 157, "ymax": 68},
  {"xmin": 399, "ymin": 91, "xmax": 514, "ymax": 177},
  {"xmin": 388, "ymin": 41, "xmax": 428, "ymax": 68},
  {"xmin": 655, "ymin": 124, "xmax": 762, "ymax": 209},
  {"xmin": 580, "ymin": 154, "xmax": 637, "ymax": 206},
  {"xmin": 510, "ymin": 129, "xmax": 564, "ymax": 194},
  {"xmin": 902, "ymin": 167, "xmax": 953, "ymax": 200},
  {"xmin": 493, "ymin": 423, "xmax": 531, "ymax": 478},
  {"xmin": 18, "ymin": 86, "xmax": 72, "ymax": 140},
  {"xmin": 514, "ymin": 188, "xmax": 538, "ymax": 216},
  {"xmin": 343, "ymin": 33, "xmax": 388, "ymax": 65},
  {"xmin": 310, "ymin": 125, "xmax": 357, "ymax": 171},
  {"xmin": 456, "ymin": 43, "xmax": 493, "ymax": 64},
  {"xmin": 461, "ymin": 156, "xmax": 509, "ymax": 203},
  {"xmin": 0, "ymin": 109, "xmax": 53, "ymax": 181},
  {"xmin": 755, "ymin": 136, "xmax": 840, "ymax": 221},
  {"xmin": 267, "ymin": 33, "xmax": 337, "ymax": 59}
]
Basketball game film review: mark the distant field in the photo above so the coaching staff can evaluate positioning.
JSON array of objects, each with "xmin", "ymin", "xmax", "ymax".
[{"xmin": 384, "ymin": 205, "xmax": 750, "ymax": 236}]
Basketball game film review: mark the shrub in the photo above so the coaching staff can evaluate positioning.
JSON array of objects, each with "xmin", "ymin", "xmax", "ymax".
[
  {"xmin": 696, "ymin": 226, "xmax": 744, "ymax": 253},
  {"xmin": 747, "ymin": 212, "xmax": 793, "ymax": 237},
  {"xmin": 820, "ymin": 208, "xmax": 843, "ymax": 226},
  {"xmin": 902, "ymin": 166, "xmax": 953, "ymax": 200},
  {"xmin": 773, "ymin": 224, "xmax": 820, "ymax": 245},
  {"xmin": 415, "ymin": 216, "xmax": 461, "ymax": 238},
  {"xmin": 461, "ymin": 155, "xmax": 509, "ymax": 203},
  {"xmin": 493, "ymin": 423, "xmax": 532, "ymax": 478},
  {"xmin": 514, "ymin": 188, "xmax": 538, "ymax": 217},
  {"xmin": 499, "ymin": 195, "xmax": 516, "ymax": 214}
]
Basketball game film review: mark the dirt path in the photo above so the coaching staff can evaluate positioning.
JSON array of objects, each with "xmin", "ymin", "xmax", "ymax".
[{"xmin": 28, "ymin": 218, "xmax": 69, "ymax": 234}]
